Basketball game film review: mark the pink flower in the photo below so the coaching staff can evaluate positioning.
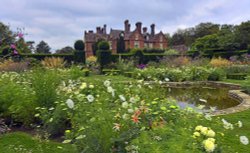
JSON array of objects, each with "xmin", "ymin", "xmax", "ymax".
[
  {"xmin": 10, "ymin": 44, "xmax": 16, "ymax": 49},
  {"xmin": 17, "ymin": 32, "xmax": 24, "ymax": 38},
  {"xmin": 13, "ymin": 50, "xmax": 18, "ymax": 55}
]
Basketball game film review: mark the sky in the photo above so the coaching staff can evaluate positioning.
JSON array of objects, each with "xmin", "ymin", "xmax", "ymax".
[{"xmin": 1, "ymin": 0, "xmax": 250, "ymax": 51}]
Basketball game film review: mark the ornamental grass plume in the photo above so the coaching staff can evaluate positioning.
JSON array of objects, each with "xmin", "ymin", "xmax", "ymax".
[
  {"xmin": 41, "ymin": 57, "xmax": 66, "ymax": 68},
  {"xmin": 210, "ymin": 57, "xmax": 231, "ymax": 67}
]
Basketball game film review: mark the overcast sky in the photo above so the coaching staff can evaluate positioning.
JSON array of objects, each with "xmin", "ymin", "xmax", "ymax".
[{"xmin": 1, "ymin": 0, "xmax": 250, "ymax": 51}]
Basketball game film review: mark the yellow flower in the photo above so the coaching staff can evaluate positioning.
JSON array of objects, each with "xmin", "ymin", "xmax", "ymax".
[
  {"xmin": 206, "ymin": 130, "xmax": 216, "ymax": 137},
  {"xmin": 207, "ymin": 138, "xmax": 216, "ymax": 143},
  {"xmin": 195, "ymin": 125, "xmax": 203, "ymax": 131},
  {"xmin": 193, "ymin": 132, "xmax": 201, "ymax": 137},
  {"xmin": 203, "ymin": 139, "xmax": 216, "ymax": 152},
  {"xmin": 80, "ymin": 82, "xmax": 87, "ymax": 89},
  {"xmin": 201, "ymin": 127, "xmax": 208, "ymax": 135},
  {"xmin": 89, "ymin": 84, "xmax": 94, "ymax": 89},
  {"xmin": 65, "ymin": 130, "xmax": 71, "ymax": 134}
]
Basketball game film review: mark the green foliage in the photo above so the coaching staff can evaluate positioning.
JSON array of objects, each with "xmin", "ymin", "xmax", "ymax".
[
  {"xmin": 0, "ymin": 72, "xmax": 37, "ymax": 125},
  {"xmin": 98, "ymin": 41, "xmax": 110, "ymax": 50},
  {"xmin": 31, "ymin": 69, "xmax": 62, "ymax": 108},
  {"xmin": 0, "ymin": 132, "xmax": 77, "ymax": 153},
  {"xmin": 74, "ymin": 40, "xmax": 85, "ymax": 51},
  {"xmin": 97, "ymin": 50, "xmax": 112, "ymax": 69},
  {"xmin": 208, "ymin": 68, "xmax": 226, "ymax": 81},
  {"xmin": 35, "ymin": 41, "xmax": 51, "ymax": 54},
  {"xmin": 226, "ymin": 73, "xmax": 248, "ymax": 80},
  {"xmin": 16, "ymin": 38, "xmax": 32, "ymax": 53},
  {"xmin": 56, "ymin": 46, "xmax": 74, "ymax": 54},
  {"xmin": 74, "ymin": 50, "xmax": 85, "ymax": 63},
  {"xmin": 242, "ymin": 76, "xmax": 250, "ymax": 94},
  {"xmin": 191, "ymin": 34, "xmax": 220, "ymax": 52}
]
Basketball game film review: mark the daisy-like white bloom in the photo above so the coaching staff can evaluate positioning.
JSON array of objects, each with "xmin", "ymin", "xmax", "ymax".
[
  {"xmin": 119, "ymin": 95, "xmax": 126, "ymax": 101},
  {"xmin": 104, "ymin": 80, "xmax": 111, "ymax": 87},
  {"xmin": 107, "ymin": 86, "xmax": 114, "ymax": 93},
  {"xmin": 66, "ymin": 99, "xmax": 74, "ymax": 109},
  {"xmin": 87, "ymin": 95, "xmax": 95, "ymax": 102},
  {"xmin": 240, "ymin": 136, "xmax": 249, "ymax": 145},
  {"xmin": 122, "ymin": 102, "xmax": 129, "ymax": 108},
  {"xmin": 122, "ymin": 113, "xmax": 129, "ymax": 120},
  {"xmin": 113, "ymin": 123, "xmax": 121, "ymax": 131}
]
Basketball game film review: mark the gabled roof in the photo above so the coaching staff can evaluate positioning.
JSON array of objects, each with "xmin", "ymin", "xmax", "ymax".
[{"xmin": 110, "ymin": 29, "xmax": 123, "ymax": 40}]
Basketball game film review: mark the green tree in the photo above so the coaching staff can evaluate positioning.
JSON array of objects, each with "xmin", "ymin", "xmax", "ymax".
[
  {"xmin": 117, "ymin": 34, "xmax": 125, "ymax": 53},
  {"xmin": 74, "ymin": 40, "xmax": 85, "ymax": 51},
  {"xmin": 35, "ymin": 40, "xmax": 51, "ymax": 54},
  {"xmin": 16, "ymin": 38, "xmax": 32, "ymax": 53},
  {"xmin": 56, "ymin": 46, "xmax": 74, "ymax": 54},
  {"xmin": 234, "ymin": 21, "xmax": 250, "ymax": 49},
  {"xmin": 191, "ymin": 34, "xmax": 220, "ymax": 51},
  {"xmin": 0, "ymin": 22, "xmax": 14, "ymax": 46}
]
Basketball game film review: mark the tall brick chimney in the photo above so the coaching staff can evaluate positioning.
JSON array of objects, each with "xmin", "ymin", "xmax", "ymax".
[
  {"xmin": 151, "ymin": 24, "xmax": 155, "ymax": 35},
  {"xmin": 124, "ymin": 20, "xmax": 130, "ymax": 33},
  {"xmin": 143, "ymin": 27, "xmax": 147, "ymax": 34},
  {"xmin": 103, "ymin": 24, "xmax": 107, "ymax": 34},
  {"xmin": 96, "ymin": 27, "xmax": 101, "ymax": 34},
  {"xmin": 136, "ymin": 22, "xmax": 142, "ymax": 33}
]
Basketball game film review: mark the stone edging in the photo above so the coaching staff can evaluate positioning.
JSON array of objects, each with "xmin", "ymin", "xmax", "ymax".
[{"xmin": 211, "ymin": 90, "xmax": 250, "ymax": 116}]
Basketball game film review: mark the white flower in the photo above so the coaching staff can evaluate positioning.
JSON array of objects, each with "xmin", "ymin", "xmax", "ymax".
[
  {"xmin": 122, "ymin": 114, "xmax": 129, "ymax": 120},
  {"xmin": 119, "ymin": 95, "xmax": 126, "ymax": 101},
  {"xmin": 222, "ymin": 119, "xmax": 234, "ymax": 130},
  {"xmin": 49, "ymin": 107, "xmax": 55, "ymax": 111},
  {"xmin": 128, "ymin": 109, "xmax": 134, "ymax": 113},
  {"xmin": 107, "ymin": 86, "xmax": 114, "ymax": 93},
  {"xmin": 165, "ymin": 78, "xmax": 170, "ymax": 82},
  {"xmin": 193, "ymin": 132, "xmax": 200, "ymax": 137},
  {"xmin": 122, "ymin": 102, "xmax": 129, "ymax": 108},
  {"xmin": 66, "ymin": 99, "xmax": 74, "ymax": 109},
  {"xmin": 199, "ymin": 98, "xmax": 207, "ymax": 103},
  {"xmin": 75, "ymin": 135, "xmax": 86, "ymax": 140},
  {"xmin": 104, "ymin": 80, "xmax": 111, "ymax": 87},
  {"xmin": 87, "ymin": 95, "xmax": 95, "ymax": 102},
  {"xmin": 238, "ymin": 121, "xmax": 243, "ymax": 128},
  {"xmin": 204, "ymin": 114, "xmax": 212, "ymax": 121},
  {"xmin": 129, "ymin": 97, "xmax": 137, "ymax": 103},
  {"xmin": 195, "ymin": 125, "xmax": 203, "ymax": 131},
  {"xmin": 240, "ymin": 136, "xmax": 249, "ymax": 145}
]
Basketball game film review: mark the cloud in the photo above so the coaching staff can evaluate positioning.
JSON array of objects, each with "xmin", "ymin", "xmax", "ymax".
[{"xmin": 1, "ymin": 0, "xmax": 250, "ymax": 51}]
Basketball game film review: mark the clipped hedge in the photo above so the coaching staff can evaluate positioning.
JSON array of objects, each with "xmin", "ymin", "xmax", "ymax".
[
  {"xmin": 226, "ymin": 73, "xmax": 248, "ymax": 80},
  {"xmin": 97, "ymin": 50, "xmax": 112, "ymax": 69},
  {"xmin": 19, "ymin": 52, "xmax": 86, "ymax": 64}
]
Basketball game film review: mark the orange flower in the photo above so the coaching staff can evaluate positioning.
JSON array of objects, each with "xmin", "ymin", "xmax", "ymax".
[{"xmin": 131, "ymin": 115, "xmax": 140, "ymax": 124}]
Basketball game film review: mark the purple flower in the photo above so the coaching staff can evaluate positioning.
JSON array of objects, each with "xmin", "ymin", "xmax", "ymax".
[
  {"xmin": 137, "ymin": 64, "xmax": 146, "ymax": 69},
  {"xmin": 10, "ymin": 44, "xmax": 16, "ymax": 49},
  {"xmin": 17, "ymin": 32, "xmax": 24, "ymax": 38},
  {"xmin": 13, "ymin": 50, "xmax": 19, "ymax": 55}
]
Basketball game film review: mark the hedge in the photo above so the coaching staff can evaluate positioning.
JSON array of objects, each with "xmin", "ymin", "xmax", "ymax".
[{"xmin": 19, "ymin": 51, "xmax": 86, "ymax": 63}]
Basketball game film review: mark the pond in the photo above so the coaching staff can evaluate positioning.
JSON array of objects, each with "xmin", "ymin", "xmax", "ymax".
[{"xmin": 164, "ymin": 85, "xmax": 240, "ymax": 111}]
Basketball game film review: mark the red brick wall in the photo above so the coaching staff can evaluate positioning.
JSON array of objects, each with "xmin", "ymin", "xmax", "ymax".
[{"xmin": 85, "ymin": 42, "xmax": 93, "ymax": 57}]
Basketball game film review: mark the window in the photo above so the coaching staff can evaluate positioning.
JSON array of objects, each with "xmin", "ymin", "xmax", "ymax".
[
  {"xmin": 109, "ymin": 41, "xmax": 112, "ymax": 49},
  {"xmin": 160, "ymin": 43, "xmax": 163, "ymax": 49},
  {"xmin": 134, "ymin": 41, "xmax": 139, "ymax": 48},
  {"xmin": 149, "ymin": 43, "xmax": 153, "ymax": 48},
  {"xmin": 144, "ymin": 43, "xmax": 148, "ymax": 48}
]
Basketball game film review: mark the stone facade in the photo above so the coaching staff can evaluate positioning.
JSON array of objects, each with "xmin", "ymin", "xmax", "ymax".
[{"xmin": 84, "ymin": 20, "xmax": 168, "ymax": 57}]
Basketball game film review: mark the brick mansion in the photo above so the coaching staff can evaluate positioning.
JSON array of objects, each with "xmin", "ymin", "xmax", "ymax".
[{"xmin": 84, "ymin": 20, "xmax": 168, "ymax": 57}]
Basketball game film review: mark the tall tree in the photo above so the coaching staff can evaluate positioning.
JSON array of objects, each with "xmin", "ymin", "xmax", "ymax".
[
  {"xmin": 56, "ymin": 46, "xmax": 74, "ymax": 54},
  {"xmin": 234, "ymin": 21, "xmax": 250, "ymax": 49},
  {"xmin": 35, "ymin": 41, "xmax": 51, "ymax": 54},
  {"xmin": 0, "ymin": 22, "xmax": 15, "ymax": 46}
]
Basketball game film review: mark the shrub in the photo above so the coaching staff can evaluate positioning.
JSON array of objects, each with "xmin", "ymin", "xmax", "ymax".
[
  {"xmin": 242, "ymin": 76, "xmax": 250, "ymax": 94},
  {"xmin": 41, "ymin": 57, "xmax": 66, "ymax": 68},
  {"xmin": 208, "ymin": 68, "xmax": 226, "ymax": 81},
  {"xmin": 97, "ymin": 50, "xmax": 112, "ymax": 69},
  {"xmin": 164, "ymin": 49, "xmax": 179, "ymax": 55},
  {"xmin": 98, "ymin": 41, "xmax": 110, "ymax": 50},
  {"xmin": 224, "ymin": 65, "xmax": 250, "ymax": 74},
  {"xmin": 74, "ymin": 40, "xmax": 85, "ymax": 51},
  {"xmin": 115, "ymin": 58, "xmax": 135, "ymax": 74},
  {"xmin": 226, "ymin": 73, "xmax": 247, "ymax": 80},
  {"xmin": 210, "ymin": 57, "xmax": 231, "ymax": 67},
  {"xmin": 74, "ymin": 51, "xmax": 85, "ymax": 64},
  {"xmin": 0, "ymin": 59, "xmax": 29, "ymax": 72}
]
